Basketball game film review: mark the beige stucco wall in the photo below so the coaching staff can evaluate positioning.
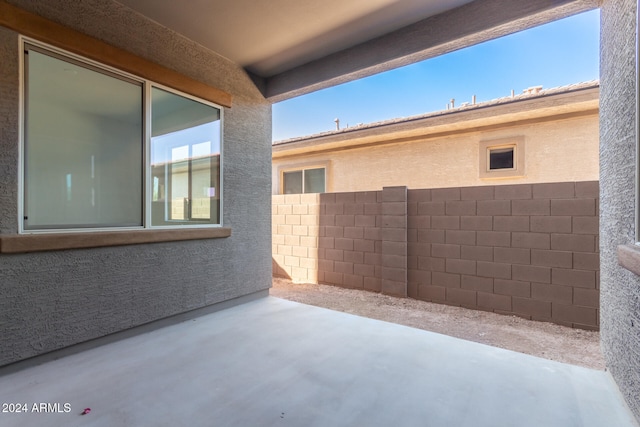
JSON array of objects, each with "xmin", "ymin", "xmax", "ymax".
[{"xmin": 273, "ymin": 113, "xmax": 599, "ymax": 193}]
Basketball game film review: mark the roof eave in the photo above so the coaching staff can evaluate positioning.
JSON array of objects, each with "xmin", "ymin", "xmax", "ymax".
[{"xmin": 272, "ymin": 85, "xmax": 599, "ymax": 158}]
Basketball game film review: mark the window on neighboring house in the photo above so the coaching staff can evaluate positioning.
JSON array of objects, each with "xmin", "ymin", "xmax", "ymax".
[
  {"xmin": 22, "ymin": 41, "xmax": 222, "ymax": 232},
  {"xmin": 479, "ymin": 137, "xmax": 525, "ymax": 179},
  {"xmin": 282, "ymin": 167, "xmax": 325, "ymax": 194},
  {"xmin": 489, "ymin": 147, "xmax": 514, "ymax": 170}
]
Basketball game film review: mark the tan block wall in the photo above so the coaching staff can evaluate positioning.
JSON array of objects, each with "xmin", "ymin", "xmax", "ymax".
[
  {"xmin": 273, "ymin": 181, "xmax": 600, "ymax": 330},
  {"xmin": 272, "ymin": 114, "xmax": 599, "ymax": 193},
  {"xmin": 272, "ymin": 193, "xmax": 321, "ymax": 283}
]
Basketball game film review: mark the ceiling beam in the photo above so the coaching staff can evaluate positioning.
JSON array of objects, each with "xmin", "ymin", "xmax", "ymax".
[{"xmin": 263, "ymin": 0, "xmax": 599, "ymax": 103}]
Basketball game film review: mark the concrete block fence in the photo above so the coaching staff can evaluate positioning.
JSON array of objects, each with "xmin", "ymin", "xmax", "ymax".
[{"xmin": 272, "ymin": 181, "xmax": 600, "ymax": 330}]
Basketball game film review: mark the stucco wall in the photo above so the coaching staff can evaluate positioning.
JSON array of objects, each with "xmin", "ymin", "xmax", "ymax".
[
  {"xmin": 272, "ymin": 114, "xmax": 599, "ymax": 193},
  {"xmin": 599, "ymin": 0, "xmax": 640, "ymax": 420},
  {"xmin": 0, "ymin": 0, "xmax": 272, "ymax": 366}
]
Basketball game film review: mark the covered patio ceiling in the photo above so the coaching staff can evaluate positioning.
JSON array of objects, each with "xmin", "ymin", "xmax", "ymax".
[{"xmin": 117, "ymin": 0, "xmax": 599, "ymax": 101}]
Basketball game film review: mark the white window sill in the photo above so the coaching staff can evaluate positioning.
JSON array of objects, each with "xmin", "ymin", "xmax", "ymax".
[{"xmin": 0, "ymin": 228, "xmax": 231, "ymax": 253}]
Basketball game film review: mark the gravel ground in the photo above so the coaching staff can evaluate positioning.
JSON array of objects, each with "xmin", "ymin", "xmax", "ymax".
[{"xmin": 270, "ymin": 277, "xmax": 605, "ymax": 370}]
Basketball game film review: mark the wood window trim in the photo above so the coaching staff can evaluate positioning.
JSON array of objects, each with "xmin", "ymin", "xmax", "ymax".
[
  {"xmin": 0, "ymin": 0, "xmax": 231, "ymax": 108},
  {"xmin": 0, "ymin": 228, "xmax": 232, "ymax": 254},
  {"xmin": 618, "ymin": 244, "xmax": 640, "ymax": 276}
]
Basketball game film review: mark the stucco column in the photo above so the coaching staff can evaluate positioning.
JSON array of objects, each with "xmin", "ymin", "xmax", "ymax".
[{"xmin": 381, "ymin": 186, "xmax": 408, "ymax": 297}]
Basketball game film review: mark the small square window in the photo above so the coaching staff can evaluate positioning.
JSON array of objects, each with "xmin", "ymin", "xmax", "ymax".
[
  {"xmin": 479, "ymin": 137, "xmax": 525, "ymax": 179},
  {"xmin": 489, "ymin": 147, "xmax": 515, "ymax": 170}
]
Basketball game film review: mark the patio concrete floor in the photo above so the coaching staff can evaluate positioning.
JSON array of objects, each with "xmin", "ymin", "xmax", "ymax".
[{"xmin": 0, "ymin": 296, "xmax": 637, "ymax": 427}]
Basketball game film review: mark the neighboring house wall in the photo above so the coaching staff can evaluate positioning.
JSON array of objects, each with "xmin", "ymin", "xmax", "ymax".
[
  {"xmin": 600, "ymin": 0, "xmax": 640, "ymax": 419},
  {"xmin": 273, "ymin": 181, "xmax": 600, "ymax": 330},
  {"xmin": 272, "ymin": 96, "xmax": 599, "ymax": 194},
  {"xmin": 0, "ymin": 0, "xmax": 271, "ymax": 367}
]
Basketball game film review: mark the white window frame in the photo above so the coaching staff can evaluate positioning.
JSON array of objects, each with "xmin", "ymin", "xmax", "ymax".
[
  {"xmin": 147, "ymin": 84, "xmax": 224, "ymax": 229},
  {"xmin": 18, "ymin": 37, "xmax": 224, "ymax": 234}
]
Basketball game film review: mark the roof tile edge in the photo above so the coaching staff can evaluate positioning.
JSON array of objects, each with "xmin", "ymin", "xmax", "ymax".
[{"xmin": 272, "ymin": 80, "xmax": 599, "ymax": 146}]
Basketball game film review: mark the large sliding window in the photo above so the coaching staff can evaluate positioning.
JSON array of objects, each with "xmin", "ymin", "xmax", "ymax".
[
  {"xmin": 24, "ymin": 46, "xmax": 143, "ymax": 230},
  {"xmin": 22, "ymin": 41, "xmax": 223, "ymax": 232}
]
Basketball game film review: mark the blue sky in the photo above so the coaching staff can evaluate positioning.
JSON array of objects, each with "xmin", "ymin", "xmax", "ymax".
[{"xmin": 272, "ymin": 9, "xmax": 600, "ymax": 142}]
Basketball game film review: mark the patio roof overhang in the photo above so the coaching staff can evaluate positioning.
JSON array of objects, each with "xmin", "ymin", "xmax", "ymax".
[{"xmin": 116, "ymin": 0, "xmax": 599, "ymax": 102}]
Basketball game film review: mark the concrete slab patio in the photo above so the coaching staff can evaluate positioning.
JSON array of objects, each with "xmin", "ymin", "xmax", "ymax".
[{"xmin": 0, "ymin": 296, "xmax": 637, "ymax": 427}]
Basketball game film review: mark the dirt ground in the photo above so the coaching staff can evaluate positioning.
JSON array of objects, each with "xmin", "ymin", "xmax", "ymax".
[{"xmin": 270, "ymin": 277, "xmax": 605, "ymax": 370}]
